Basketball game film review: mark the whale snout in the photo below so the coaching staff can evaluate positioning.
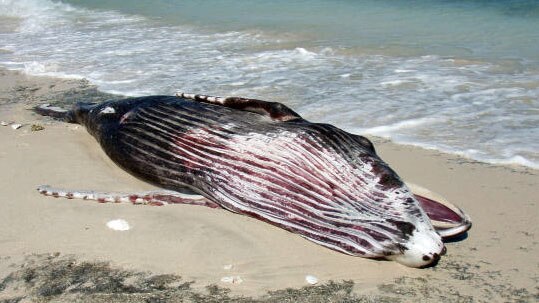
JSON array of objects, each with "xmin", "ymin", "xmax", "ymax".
[{"xmin": 387, "ymin": 228, "xmax": 445, "ymax": 267}]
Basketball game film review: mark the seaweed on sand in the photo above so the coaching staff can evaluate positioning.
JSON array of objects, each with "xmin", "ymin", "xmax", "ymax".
[{"xmin": 0, "ymin": 254, "xmax": 380, "ymax": 303}]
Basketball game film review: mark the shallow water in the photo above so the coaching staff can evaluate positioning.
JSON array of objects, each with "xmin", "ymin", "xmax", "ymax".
[{"xmin": 1, "ymin": 0, "xmax": 538, "ymax": 168}]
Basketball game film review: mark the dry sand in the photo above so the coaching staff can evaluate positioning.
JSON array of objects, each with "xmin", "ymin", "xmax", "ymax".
[{"xmin": 0, "ymin": 68, "xmax": 537, "ymax": 302}]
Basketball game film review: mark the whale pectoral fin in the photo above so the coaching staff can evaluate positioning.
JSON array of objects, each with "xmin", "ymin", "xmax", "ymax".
[
  {"xmin": 36, "ymin": 185, "xmax": 221, "ymax": 208},
  {"xmin": 176, "ymin": 92, "xmax": 302, "ymax": 122},
  {"xmin": 414, "ymin": 194, "xmax": 472, "ymax": 239}
]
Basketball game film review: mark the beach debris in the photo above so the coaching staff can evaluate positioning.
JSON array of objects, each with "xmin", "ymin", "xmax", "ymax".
[
  {"xmin": 1, "ymin": 121, "xmax": 10, "ymax": 126},
  {"xmin": 106, "ymin": 219, "xmax": 130, "ymax": 231},
  {"xmin": 223, "ymin": 264, "xmax": 234, "ymax": 270},
  {"xmin": 220, "ymin": 276, "xmax": 243, "ymax": 284},
  {"xmin": 31, "ymin": 124, "xmax": 45, "ymax": 131},
  {"xmin": 11, "ymin": 123, "xmax": 22, "ymax": 130},
  {"xmin": 305, "ymin": 275, "xmax": 319, "ymax": 285}
]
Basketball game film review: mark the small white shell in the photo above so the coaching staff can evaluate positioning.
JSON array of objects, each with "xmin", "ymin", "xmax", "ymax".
[
  {"xmin": 106, "ymin": 219, "xmax": 130, "ymax": 231},
  {"xmin": 223, "ymin": 264, "xmax": 234, "ymax": 270},
  {"xmin": 305, "ymin": 275, "xmax": 319, "ymax": 285},
  {"xmin": 1, "ymin": 121, "xmax": 9, "ymax": 126},
  {"xmin": 220, "ymin": 276, "xmax": 243, "ymax": 284},
  {"xmin": 11, "ymin": 123, "xmax": 22, "ymax": 130}
]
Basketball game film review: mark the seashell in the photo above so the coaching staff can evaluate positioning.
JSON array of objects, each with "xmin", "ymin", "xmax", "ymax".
[
  {"xmin": 305, "ymin": 275, "xmax": 319, "ymax": 285},
  {"xmin": 1, "ymin": 121, "xmax": 10, "ymax": 126},
  {"xmin": 220, "ymin": 276, "xmax": 243, "ymax": 284},
  {"xmin": 11, "ymin": 123, "xmax": 22, "ymax": 130},
  {"xmin": 223, "ymin": 264, "xmax": 234, "ymax": 270},
  {"xmin": 106, "ymin": 219, "xmax": 130, "ymax": 231}
]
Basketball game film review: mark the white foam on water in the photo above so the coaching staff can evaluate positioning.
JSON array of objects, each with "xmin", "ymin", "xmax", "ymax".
[
  {"xmin": 0, "ymin": 0, "xmax": 537, "ymax": 170},
  {"xmin": 294, "ymin": 47, "xmax": 318, "ymax": 59},
  {"xmin": 360, "ymin": 117, "xmax": 441, "ymax": 137},
  {"xmin": 489, "ymin": 156, "xmax": 539, "ymax": 170}
]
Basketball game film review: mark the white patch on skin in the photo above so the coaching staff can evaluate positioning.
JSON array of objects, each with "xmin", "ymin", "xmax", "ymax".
[
  {"xmin": 176, "ymin": 92, "xmax": 226, "ymax": 103},
  {"xmin": 106, "ymin": 219, "xmax": 130, "ymax": 231},
  {"xmin": 100, "ymin": 106, "xmax": 116, "ymax": 114},
  {"xmin": 120, "ymin": 111, "xmax": 134, "ymax": 124},
  {"xmin": 286, "ymin": 213, "xmax": 300, "ymax": 220}
]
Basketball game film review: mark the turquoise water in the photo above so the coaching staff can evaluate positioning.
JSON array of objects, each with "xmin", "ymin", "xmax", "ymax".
[
  {"xmin": 65, "ymin": 0, "xmax": 539, "ymax": 60},
  {"xmin": 1, "ymin": 0, "xmax": 538, "ymax": 168}
]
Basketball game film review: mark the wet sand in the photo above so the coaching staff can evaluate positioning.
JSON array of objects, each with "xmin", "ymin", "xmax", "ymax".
[{"xmin": 0, "ymin": 68, "xmax": 537, "ymax": 302}]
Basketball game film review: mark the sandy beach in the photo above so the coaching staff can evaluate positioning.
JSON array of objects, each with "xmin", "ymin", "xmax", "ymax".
[{"xmin": 0, "ymin": 68, "xmax": 537, "ymax": 302}]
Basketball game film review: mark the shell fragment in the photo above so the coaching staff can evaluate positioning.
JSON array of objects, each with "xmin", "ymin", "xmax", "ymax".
[
  {"xmin": 106, "ymin": 219, "xmax": 130, "ymax": 231},
  {"xmin": 220, "ymin": 276, "xmax": 243, "ymax": 284},
  {"xmin": 305, "ymin": 275, "xmax": 319, "ymax": 285}
]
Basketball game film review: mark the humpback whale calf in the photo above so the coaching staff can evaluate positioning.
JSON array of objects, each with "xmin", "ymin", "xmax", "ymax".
[{"xmin": 36, "ymin": 93, "xmax": 471, "ymax": 267}]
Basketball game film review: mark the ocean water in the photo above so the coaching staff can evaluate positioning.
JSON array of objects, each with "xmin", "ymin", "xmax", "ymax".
[{"xmin": 1, "ymin": 0, "xmax": 538, "ymax": 169}]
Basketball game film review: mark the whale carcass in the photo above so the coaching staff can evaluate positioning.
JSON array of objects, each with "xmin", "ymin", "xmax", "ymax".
[{"xmin": 36, "ymin": 93, "xmax": 471, "ymax": 267}]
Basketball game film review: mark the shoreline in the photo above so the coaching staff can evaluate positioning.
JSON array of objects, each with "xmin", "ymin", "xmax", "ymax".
[
  {"xmin": 3, "ymin": 66, "xmax": 538, "ymax": 173},
  {"xmin": 0, "ymin": 68, "xmax": 537, "ymax": 301}
]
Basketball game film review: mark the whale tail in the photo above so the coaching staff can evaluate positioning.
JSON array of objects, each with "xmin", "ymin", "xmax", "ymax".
[
  {"xmin": 34, "ymin": 102, "xmax": 96, "ymax": 124},
  {"xmin": 34, "ymin": 104, "xmax": 75, "ymax": 122}
]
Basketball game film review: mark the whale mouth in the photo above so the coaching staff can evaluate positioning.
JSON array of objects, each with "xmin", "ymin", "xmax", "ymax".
[{"xmin": 407, "ymin": 183, "xmax": 472, "ymax": 239}]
